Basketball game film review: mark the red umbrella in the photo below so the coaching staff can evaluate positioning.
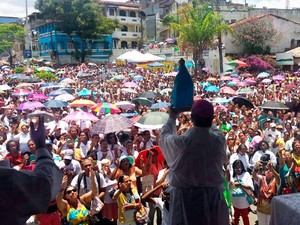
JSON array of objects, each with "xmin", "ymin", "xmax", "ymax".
[{"xmin": 135, "ymin": 146, "xmax": 164, "ymax": 169}]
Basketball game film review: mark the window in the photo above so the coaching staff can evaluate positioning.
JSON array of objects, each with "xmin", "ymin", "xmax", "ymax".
[
  {"xmin": 121, "ymin": 26, "xmax": 128, "ymax": 32},
  {"xmin": 129, "ymin": 11, "xmax": 136, "ymax": 17},
  {"xmin": 67, "ymin": 42, "xmax": 74, "ymax": 49},
  {"xmin": 121, "ymin": 41, "xmax": 128, "ymax": 48},
  {"xmin": 131, "ymin": 41, "xmax": 137, "ymax": 48},
  {"xmin": 297, "ymin": 40, "xmax": 300, "ymax": 47},
  {"xmin": 109, "ymin": 8, "xmax": 115, "ymax": 16},
  {"xmin": 119, "ymin": 10, "xmax": 126, "ymax": 17}
]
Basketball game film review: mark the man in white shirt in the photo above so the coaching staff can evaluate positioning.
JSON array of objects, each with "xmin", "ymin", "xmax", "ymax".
[
  {"xmin": 47, "ymin": 112, "xmax": 69, "ymax": 134},
  {"xmin": 56, "ymin": 150, "xmax": 81, "ymax": 177}
]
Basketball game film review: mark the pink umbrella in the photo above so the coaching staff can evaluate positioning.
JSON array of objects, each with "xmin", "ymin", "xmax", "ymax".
[
  {"xmin": 62, "ymin": 111, "xmax": 99, "ymax": 122},
  {"xmin": 214, "ymin": 105, "xmax": 227, "ymax": 112},
  {"xmin": 244, "ymin": 78, "xmax": 257, "ymax": 84},
  {"xmin": 122, "ymin": 82, "xmax": 139, "ymax": 88},
  {"xmin": 28, "ymin": 93, "xmax": 48, "ymax": 101},
  {"xmin": 220, "ymin": 76, "xmax": 231, "ymax": 81},
  {"xmin": 12, "ymin": 89, "xmax": 32, "ymax": 96},
  {"xmin": 220, "ymin": 86, "xmax": 237, "ymax": 95},
  {"xmin": 236, "ymin": 82, "xmax": 247, "ymax": 87},
  {"xmin": 17, "ymin": 101, "xmax": 45, "ymax": 110},
  {"xmin": 262, "ymin": 78, "xmax": 272, "ymax": 84},
  {"xmin": 230, "ymin": 77, "xmax": 240, "ymax": 81},
  {"xmin": 273, "ymin": 75, "xmax": 285, "ymax": 81},
  {"xmin": 24, "ymin": 68, "xmax": 34, "ymax": 73}
]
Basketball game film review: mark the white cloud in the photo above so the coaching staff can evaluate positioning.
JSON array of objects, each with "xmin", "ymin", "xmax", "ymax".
[{"xmin": 0, "ymin": 0, "xmax": 36, "ymax": 18}]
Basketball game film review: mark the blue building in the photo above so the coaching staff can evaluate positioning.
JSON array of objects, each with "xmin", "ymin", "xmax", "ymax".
[{"xmin": 37, "ymin": 22, "xmax": 113, "ymax": 65}]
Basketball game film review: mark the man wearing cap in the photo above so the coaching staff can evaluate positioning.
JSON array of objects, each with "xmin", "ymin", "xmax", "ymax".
[
  {"xmin": 264, "ymin": 122, "xmax": 281, "ymax": 152},
  {"xmin": 56, "ymin": 150, "xmax": 81, "ymax": 177},
  {"xmin": 159, "ymin": 100, "xmax": 228, "ymax": 225}
]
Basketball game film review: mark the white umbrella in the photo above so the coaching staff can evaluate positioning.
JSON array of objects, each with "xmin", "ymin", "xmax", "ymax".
[
  {"xmin": 0, "ymin": 84, "xmax": 12, "ymax": 91},
  {"xmin": 115, "ymin": 101, "xmax": 136, "ymax": 110},
  {"xmin": 121, "ymin": 88, "xmax": 138, "ymax": 94},
  {"xmin": 60, "ymin": 78, "xmax": 76, "ymax": 84},
  {"xmin": 54, "ymin": 93, "xmax": 75, "ymax": 101}
]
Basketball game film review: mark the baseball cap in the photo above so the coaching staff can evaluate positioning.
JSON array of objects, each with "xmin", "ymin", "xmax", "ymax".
[{"xmin": 270, "ymin": 123, "xmax": 276, "ymax": 128}]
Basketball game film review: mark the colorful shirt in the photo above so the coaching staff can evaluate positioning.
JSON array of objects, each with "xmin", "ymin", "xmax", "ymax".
[
  {"xmin": 116, "ymin": 188, "xmax": 139, "ymax": 224},
  {"xmin": 67, "ymin": 203, "xmax": 89, "ymax": 225}
]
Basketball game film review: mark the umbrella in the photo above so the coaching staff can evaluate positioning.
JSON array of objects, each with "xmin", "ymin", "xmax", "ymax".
[
  {"xmin": 201, "ymin": 67, "xmax": 209, "ymax": 72},
  {"xmin": 132, "ymin": 97, "xmax": 152, "ymax": 107},
  {"xmin": 227, "ymin": 81, "xmax": 237, "ymax": 87},
  {"xmin": 273, "ymin": 75, "xmax": 285, "ymax": 81},
  {"xmin": 40, "ymin": 82, "xmax": 60, "ymax": 88},
  {"xmin": 236, "ymin": 82, "xmax": 247, "ymax": 87},
  {"xmin": 232, "ymin": 97, "xmax": 254, "ymax": 108},
  {"xmin": 257, "ymin": 72, "xmax": 270, "ymax": 78},
  {"xmin": 17, "ymin": 101, "xmax": 45, "ymax": 110},
  {"xmin": 261, "ymin": 78, "xmax": 272, "ymax": 84},
  {"xmin": 122, "ymin": 82, "xmax": 139, "ymax": 88},
  {"xmin": 139, "ymin": 91, "xmax": 160, "ymax": 99},
  {"xmin": 230, "ymin": 73, "xmax": 239, "ymax": 77},
  {"xmin": 285, "ymin": 84, "xmax": 297, "ymax": 89},
  {"xmin": 37, "ymin": 66, "xmax": 56, "ymax": 73},
  {"xmin": 55, "ymin": 93, "xmax": 75, "ymax": 102},
  {"xmin": 220, "ymin": 76, "xmax": 231, "ymax": 81},
  {"xmin": 160, "ymin": 88, "xmax": 172, "ymax": 95},
  {"xmin": 121, "ymin": 88, "xmax": 138, "ymax": 94},
  {"xmin": 0, "ymin": 84, "xmax": 12, "ymax": 91},
  {"xmin": 148, "ymin": 62, "xmax": 164, "ymax": 67},
  {"xmin": 135, "ymin": 146, "xmax": 164, "ymax": 169},
  {"xmin": 163, "ymin": 72, "xmax": 177, "ymax": 77},
  {"xmin": 227, "ymin": 60, "xmax": 248, "ymax": 67},
  {"xmin": 70, "ymin": 99, "xmax": 96, "ymax": 108},
  {"xmin": 110, "ymin": 75, "xmax": 126, "ymax": 81},
  {"xmin": 244, "ymin": 78, "xmax": 256, "ymax": 85},
  {"xmin": 207, "ymin": 77, "xmax": 216, "ymax": 82},
  {"xmin": 11, "ymin": 89, "xmax": 32, "ymax": 96},
  {"xmin": 92, "ymin": 114, "xmax": 133, "ymax": 134},
  {"xmin": 28, "ymin": 93, "xmax": 48, "ymax": 101},
  {"xmin": 237, "ymin": 87, "xmax": 254, "ymax": 94},
  {"xmin": 59, "ymin": 78, "xmax": 76, "ymax": 84},
  {"xmin": 212, "ymin": 97, "xmax": 230, "ymax": 104},
  {"xmin": 15, "ymin": 83, "xmax": 33, "ymax": 89},
  {"xmin": 220, "ymin": 86, "xmax": 237, "ymax": 95},
  {"xmin": 150, "ymin": 102, "xmax": 171, "ymax": 109},
  {"xmin": 135, "ymin": 111, "xmax": 169, "ymax": 129},
  {"xmin": 63, "ymin": 111, "xmax": 99, "ymax": 122},
  {"xmin": 205, "ymin": 85, "xmax": 219, "ymax": 92},
  {"xmin": 133, "ymin": 75, "xmax": 144, "ymax": 81},
  {"xmin": 23, "ymin": 68, "xmax": 35, "ymax": 73},
  {"xmin": 115, "ymin": 101, "xmax": 135, "ymax": 110},
  {"xmin": 58, "ymin": 88, "xmax": 75, "ymax": 94},
  {"xmin": 28, "ymin": 110, "xmax": 54, "ymax": 122},
  {"xmin": 49, "ymin": 89, "xmax": 69, "ymax": 97},
  {"xmin": 260, "ymin": 101, "xmax": 289, "ymax": 110},
  {"xmin": 44, "ymin": 100, "xmax": 68, "ymax": 108},
  {"xmin": 91, "ymin": 102, "xmax": 121, "ymax": 114},
  {"xmin": 77, "ymin": 88, "xmax": 94, "ymax": 96}
]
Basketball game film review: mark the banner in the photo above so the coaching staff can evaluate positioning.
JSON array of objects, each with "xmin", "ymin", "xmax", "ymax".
[{"xmin": 276, "ymin": 52, "xmax": 294, "ymax": 65}]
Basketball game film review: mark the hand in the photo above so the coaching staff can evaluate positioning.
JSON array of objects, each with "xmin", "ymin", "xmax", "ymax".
[
  {"xmin": 168, "ymin": 106, "xmax": 179, "ymax": 119},
  {"xmin": 30, "ymin": 116, "xmax": 46, "ymax": 149},
  {"xmin": 115, "ymin": 158, "xmax": 120, "ymax": 167},
  {"xmin": 60, "ymin": 175, "xmax": 68, "ymax": 189}
]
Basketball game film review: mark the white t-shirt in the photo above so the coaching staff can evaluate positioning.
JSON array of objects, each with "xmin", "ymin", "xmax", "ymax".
[{"xmin": 71, "ymin": 172, "xmax": 107, "ymax": 197}]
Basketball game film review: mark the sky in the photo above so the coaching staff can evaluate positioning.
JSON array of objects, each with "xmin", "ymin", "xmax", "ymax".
[{"xmin": 0, "ymin": 0, "xmax": 299, "ymax": 18}]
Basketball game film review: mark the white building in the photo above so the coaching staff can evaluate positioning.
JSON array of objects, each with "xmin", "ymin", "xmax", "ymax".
[{"xmin": 224, "ymin": 14, "xmax": 300, "ymax": 54}]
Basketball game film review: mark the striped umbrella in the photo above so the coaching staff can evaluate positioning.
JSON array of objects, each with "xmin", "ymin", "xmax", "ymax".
[
  {"xmin": 92, "ymin": 114, "xmax": 133, "ymax": 134},
  {"xmin": 91, "ymin": 102, "xmax": 121, "ymax": 114}
]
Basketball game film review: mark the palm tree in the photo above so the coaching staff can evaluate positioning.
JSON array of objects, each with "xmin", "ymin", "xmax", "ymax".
[{"xmin": 162, "ymin": 1, "xmax": 230, "ymax": 76}]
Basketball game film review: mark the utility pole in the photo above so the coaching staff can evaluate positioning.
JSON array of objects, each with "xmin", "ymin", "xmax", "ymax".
[{"xmin": 216, "ymin": 0, "xmax": 223, "ymax": 74}]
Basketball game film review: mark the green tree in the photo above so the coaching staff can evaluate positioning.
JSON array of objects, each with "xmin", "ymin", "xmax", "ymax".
[
  {"xmin": 0, "ymin": 24, "xmax": 25, "ymax": 66},
  {"xmin": 162, "ymin": 1, "xmax": 230, "ymax": 75},
  {"xmin": 232, "ymin": 15, "xmax": 280, "ymax": 55},
  {"xmin": 35, "ymin": 71, "xmax": 58, "ymax": 82},
  {"xmin": 35, "ymin": 0, "xmax": 118, "ymax": 62}
]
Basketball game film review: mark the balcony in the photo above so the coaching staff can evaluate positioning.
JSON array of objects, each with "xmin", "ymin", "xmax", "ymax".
[
  {"xmin": 113, "ymin": 31, "xmax": 141, "ymax": 39},
  {"xmin": 107, "ymin": 15, "xmax": 141, "ymax": 25}
]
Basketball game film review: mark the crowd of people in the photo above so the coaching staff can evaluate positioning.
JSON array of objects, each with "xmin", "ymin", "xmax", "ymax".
[{"xmin": 0, "ymin": 60, "xmax": 300, "ymax": 225}]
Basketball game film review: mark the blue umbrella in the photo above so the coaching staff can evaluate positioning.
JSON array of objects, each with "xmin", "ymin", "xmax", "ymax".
[
  {"xmin": 227, "ymin": 81, "xmax": 237, "ymax": 87},
  {"xmin": 148, "ymin": 62, "xmax": 164, "ymax": 67},
  {"xmin": 44, "ymin": 100, "xmax": 68, "ymax": 108},
  {"xmin": 212, "ymin": 97, "xmax": 229, "ymax": 104},
  {"xmin": 77, "ymin": 88, "xmax": 92, "ymax": 96},
  {"xmin": 133, "ymin": 75, "xmax": 144, "ymax": 81},
  {"xmin": 205, "ymin": 85, "xmax": 219, "ymax": 92},
  {"xmin": 41, "ymin": 82, "xmax": 59, "ymax": 88},
  {"xmin": 151, "ymin": 102, "xmax": 171, "ymax": 109},
  {"xmin": 200, "ymin": 82, "xmax": 211, "ymax": 87},
  {"xmin": 257, "ymin": 72, "xmax": 270, "ymax": 78},
  {"xmin": 230, "ymin": 73, "xmax": 239, "ymax": 77}
]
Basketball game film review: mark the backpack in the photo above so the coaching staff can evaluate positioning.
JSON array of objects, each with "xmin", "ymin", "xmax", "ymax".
[{"xmin": 77, "ymin": 172, "xmax": 102, "ymax": 194}]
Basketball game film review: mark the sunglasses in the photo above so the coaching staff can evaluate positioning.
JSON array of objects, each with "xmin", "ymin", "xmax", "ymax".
[
  {"xmin": 228, "ymin": 138, "xmax": 234, "ymax": 141},
  {"xmin": 66, "ymin": 189, "xmax": 77, "ymax": 194}
]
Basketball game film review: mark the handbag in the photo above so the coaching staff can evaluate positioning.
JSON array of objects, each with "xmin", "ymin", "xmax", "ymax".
[
  {"xmin": 135, "ymin": 204, "xmax": 149, "ymax": 224},
  {"xmin": 235, "ymin": 176, "xmax": 256, "ymax": 205}
]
